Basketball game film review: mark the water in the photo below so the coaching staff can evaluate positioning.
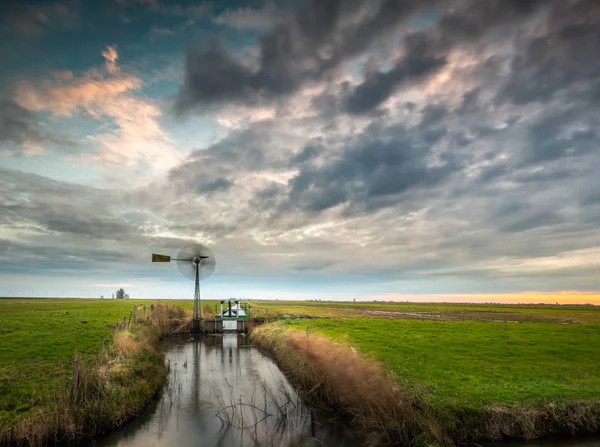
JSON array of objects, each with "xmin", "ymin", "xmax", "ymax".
[
  {"xmin": 84, "ymin": 335, "xmax": 352, "ymax": 447},
  {"xmin": 80, "ymin": 335, "xmax": 600, "ymax": 447}
]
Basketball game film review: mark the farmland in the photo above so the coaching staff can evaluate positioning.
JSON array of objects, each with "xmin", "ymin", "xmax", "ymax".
[
  {"xmin": 0, "ymin": 298, "xmax": 219, "ymax": 432},
  {"xmin": 277, "ymin": 317, "xmax": 600, "ymax": 408},
  {"xmin": 251, "ymin": 300, "xmax": 600, "ymax": 442},
  {"xmin": 2, "ymin": 298, "xmax": 600, "ymax": 444},
  {"xmin": 250, "ymin": 300, "xmax": 600, "ymax": 324}
]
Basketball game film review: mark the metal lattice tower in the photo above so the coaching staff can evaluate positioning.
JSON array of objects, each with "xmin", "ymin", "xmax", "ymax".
[
  {"xmin": 192, "ymin": 257, "xmax": 207, "ymax": 320},
  {"xmin": 152, "ymin": 244, "xmax": 215, "ymax": 326}
]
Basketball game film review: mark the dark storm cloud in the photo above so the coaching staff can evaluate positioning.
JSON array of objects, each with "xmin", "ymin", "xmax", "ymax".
[
  {"xmin": 194, "ymin": 177, "xmax": 234, "ymax": 194},
  {"xmin": 169, "ymin": 0, "xmax": 600, "ymax": 278},
  {"xmin": 498, "ymin": 0, "xmax": 600, "ymax": 106},
  {"xmin": 525, "ymin": 108, "xmax": 597, "ymax": 164},
  {"xmin": 289, "ymin": 142, "xmax": 322, "ymax": 165},
  {"xmin": 343, "ymin": 56, "xmax": 447, "ymax": 114},
  {"xmin": 175, "ymin": 0, "xmax": 435, "ymax": 112},
  {"xmin": 285, "ymin": 122, "xmax": 456, "ymax": 213},
  {"xmin": 0, "ymin": 99, "xmax": 76, "ymax": 154},
  {"xmin": 0, "ymin": 100, "xmax": 39, "ymax": 146},
  {"xmin": 341, "ymin": 0, "xmax": 548, "ymax": 114}
]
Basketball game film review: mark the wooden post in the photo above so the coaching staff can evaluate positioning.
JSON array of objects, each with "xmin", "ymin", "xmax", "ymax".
[
  {"xmin": 99, "ymin": 336, "xmax": 104, "ymax": 361},
  {"xmin": 143, "ymin": 305, "xmax": 147, "ymax": 321},
  {"xmin": 122, "ymin": 316, "xmax": 127, "ymax": 329},
  {"xmin": 133, "ymin": 306, "xmax": 137, "ymax": 324},
  {"xmin": 128, "ymin": 311, "xmax": 133, "ymax": 327},
  {"xmin": 306, "ymin": 326, "xmax": 309, "ymax": 337},
  {"xmin": 70, "ymin": 355, "xmax": 80, "ymax": 404}
]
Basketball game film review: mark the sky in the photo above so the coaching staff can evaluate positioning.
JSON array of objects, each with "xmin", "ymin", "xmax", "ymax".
[{"xmin": 1, "ymin": 0, "xmax": 599, "ymax": 303}]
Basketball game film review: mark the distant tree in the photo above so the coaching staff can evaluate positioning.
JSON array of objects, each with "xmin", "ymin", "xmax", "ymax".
[{"xmin": 115, "ymin": 288, "xmax": 126, "ymax": 299}]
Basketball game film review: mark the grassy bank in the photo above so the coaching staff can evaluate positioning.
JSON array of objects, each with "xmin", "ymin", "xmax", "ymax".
[
  {"xmin": 0, "ymin": 297, "xmax": 220, "ymax": 430},
  {"xmin": 252, "ymin": 318, "xmax": 600, "ymax": 445},
  {"xmin": 0, "ymin": 300, "xmax": 188, "ymax": 445}
]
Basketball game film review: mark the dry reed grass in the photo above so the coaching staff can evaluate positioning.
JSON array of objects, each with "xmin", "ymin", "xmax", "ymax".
[
  {"xmin": 112, "ymin": 331, "xmax": 140, "ymax": 357},
  {"xmin": 251, "ymin": 326, "xmax": 449, "ymax": 446},
  {"xmin": 150, "ymin": 302, "xmax": 188, "ymax": 334}
]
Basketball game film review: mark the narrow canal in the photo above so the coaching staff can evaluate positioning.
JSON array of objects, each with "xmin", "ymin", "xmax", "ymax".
[
  {"xmin": 81, "ymin": 335, "xmax": 600, "ymax": 447},
  {"xmin": 84, "ymin": 335, "xmax": 352, "ymax": 447}
]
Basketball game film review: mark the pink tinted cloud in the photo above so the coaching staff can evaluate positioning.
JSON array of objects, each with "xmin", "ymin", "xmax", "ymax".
[
  {"xmin": 101, "ymin": 45, "xmax": 119, "ymax": 74},
  {"xmin": 13, "ymin": 46, "xmax": 179, "ymax": 169},
  {"xmin": 15, "ymin": 75, "xmax": 141, "ymax": 117}
]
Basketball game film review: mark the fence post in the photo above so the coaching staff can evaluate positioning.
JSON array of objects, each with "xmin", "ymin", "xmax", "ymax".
[
  {"xmin": 122, "ymin": 316, "xmax": 127, "ymax": 329},
  {"xmin": 306, "ymin": 326, "xmax": 309, "ymax": 337},
  {"xmin": 143, "ymin": 305, "xmax": 147, "ymax": 321},
  {"xmin": 133, "ymin": 306, "xmax": 137, "ymax": 324},
  {"xmin": 99, "ymin": 336, "xmax": 104, "ymax": 361},
  {"xmin": 70, "ymin": 355, "xmax": 80, "ymax": 404}
]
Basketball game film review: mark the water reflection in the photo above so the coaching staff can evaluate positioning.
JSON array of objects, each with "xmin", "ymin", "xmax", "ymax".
[{"xmin": 85, "ymin": 335, "xmax": 351, "ymax": 447}]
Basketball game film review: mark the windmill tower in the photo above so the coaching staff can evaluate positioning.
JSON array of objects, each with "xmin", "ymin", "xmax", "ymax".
[{"xmin": 152, "ymin": 243, "xmax": 216, "ymax": 332}]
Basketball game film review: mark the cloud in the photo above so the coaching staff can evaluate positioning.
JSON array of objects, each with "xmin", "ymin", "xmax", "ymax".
[
  {"xmin": 117, "ymin": 0, "xmax": 211, "ymax": 19},
  {"xmin": 0, "ymin": 0, "xmax": 79, "ymax": 37},
  {"xmin": 4, "ymin": 0, "xmax": 600, "ymax": 298},
  {"xmin": 214, "ymin": 4, "xmax": 279, "ymax": 30},
  {"xmin": 0, "ymin": 99, "xmax": 77, "ymax": 155},
  {"xmin": 14, "ymin": 72, "xmax": 141, "ymax": 117},
  {"xmin": 101, "ymin": 45, "xmax": 119, "ymax": 74},
  {"xmin": 93, "ymin": 283, "xmax": 134, "ymax": 287},
  {"xmin": 343, "ymin": 56, "xmax": 447, "ymax": 114},
  {"xmin": 13, "ymin": 45, "xmax": 179, "ymax": 168},
  {"xmin": 175, "ymin": 0, "xmax": 434, "ymax": 113},
  {"xmin": 148, "ymin": 25, "xmax": 176, "ymax": 39}
]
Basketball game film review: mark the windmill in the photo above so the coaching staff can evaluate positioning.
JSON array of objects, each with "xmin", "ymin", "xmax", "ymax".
[{"xmin": 152, "ymin": 243, "xmax": 216, "ymax": 329}]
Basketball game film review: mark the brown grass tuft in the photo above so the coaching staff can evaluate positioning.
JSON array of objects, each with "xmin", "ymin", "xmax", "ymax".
[
  {"xmin": 150, "ymin": 302, "xmax": 188, "ymax": 334},
  {"xmin": 112, "ymin": 331, "xmax": 140, "ymax": 358},
  {"xmin": 251, "ymin": 326, "xmax": 449, "ymax": 445}
]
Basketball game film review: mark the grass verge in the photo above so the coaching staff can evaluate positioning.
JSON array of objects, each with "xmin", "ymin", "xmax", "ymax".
[
  {"xmin": 252, "ymin": 322, "xmax": 600, "ymax": 445},
  {"xmin": 251, "ymin": 324, "xmax": 448, "ymax": 445},
  {"xmin": 0, "ymin": 303, "xmax": 185, "ymax": 446}
]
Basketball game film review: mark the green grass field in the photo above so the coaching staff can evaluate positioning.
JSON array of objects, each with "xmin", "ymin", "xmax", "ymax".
[
  {"xmin": 2, "ymin": 297, "xmax": 599, "ymax": 436},
  {"xmin": 0, "ymin": 298, "xmax": 219, "ymax": 428},
  {"xmin": 279, "ymin": 317, "xmax": 600, "ymax": 411},
  {"xmin": 254, "ymin": 300, "xmax": 600, "ymax": 411}
]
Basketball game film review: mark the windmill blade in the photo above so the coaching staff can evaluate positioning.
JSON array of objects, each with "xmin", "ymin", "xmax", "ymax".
[
  {"xmin": 152, "ymin": 253, "xmax": 171, "ymax": 262},
  {"xmin": 176, "ymin": 243, "xmax": 216, "ymax": 281}
]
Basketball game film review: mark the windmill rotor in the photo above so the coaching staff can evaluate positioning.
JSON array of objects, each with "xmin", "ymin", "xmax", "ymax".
[{"xmin": 174, "ymin": 244, "xmax": 216, "ymax": 281}]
